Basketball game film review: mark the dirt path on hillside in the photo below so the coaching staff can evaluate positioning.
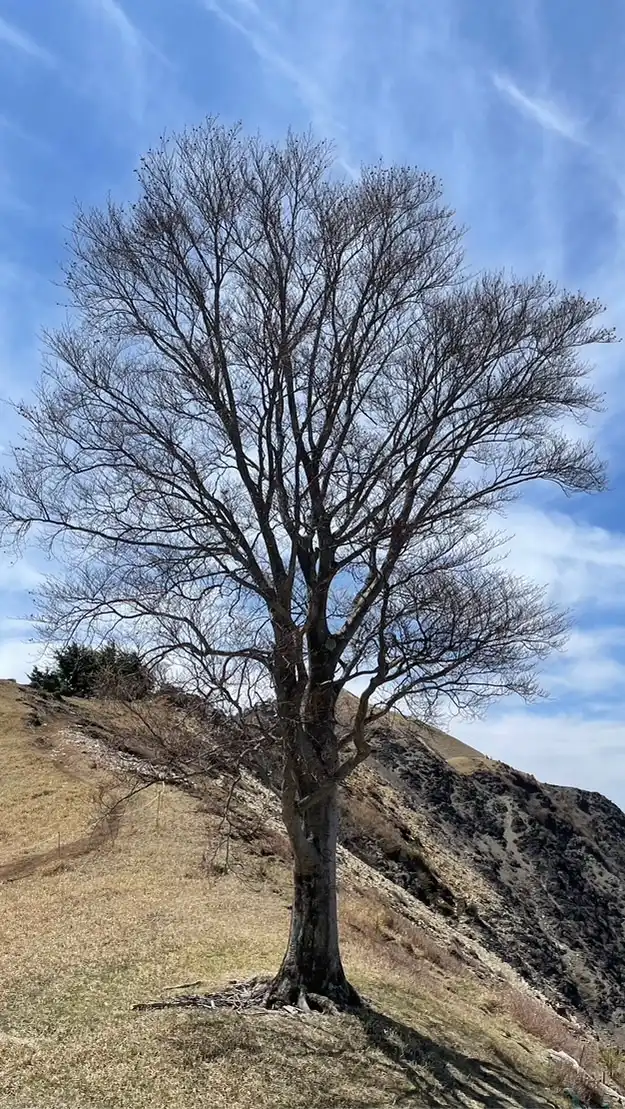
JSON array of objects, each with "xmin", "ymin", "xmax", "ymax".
[{"xmin": 0, "ymin": 799, "xmax": 127, "ymax": 882}]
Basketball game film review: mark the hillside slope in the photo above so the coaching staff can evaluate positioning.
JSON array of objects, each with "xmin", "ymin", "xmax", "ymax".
[
  {"xmin": 361, "ymin": 714, "xmax": 625, "ymax": 1028},
  {"xmin": 247, "ymin": 694, "xmax": 625, "ymax": 1030},
  {"xmin": 1, "ymin": 680, "xmax": 623, "ymax": 1108}
]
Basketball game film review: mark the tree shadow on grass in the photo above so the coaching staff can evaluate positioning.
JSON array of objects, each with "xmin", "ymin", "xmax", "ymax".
[
  {"xmin": 353, "ymin": 1000, "xmax": 558, "ymax": 1107},
  {"xmin": 155, "ymin": 998, "xmax": 559, "ymax": 1109}
]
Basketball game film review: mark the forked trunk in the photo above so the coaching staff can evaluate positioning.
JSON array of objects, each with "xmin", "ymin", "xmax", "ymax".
[{"xmin": 266, "ymin": 783, "xmax": 360, "ymax": 1010}]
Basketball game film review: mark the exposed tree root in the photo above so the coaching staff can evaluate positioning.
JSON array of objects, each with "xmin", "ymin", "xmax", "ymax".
[
  {"xmin": 132, "ymin": 974, "xmax": 363, "ymax": 1017},
  {"xmin": 264, "ymin": 972, "xmax": 361, "ymax": 1013}
]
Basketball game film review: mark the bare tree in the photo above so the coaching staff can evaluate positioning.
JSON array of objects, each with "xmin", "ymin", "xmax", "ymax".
[{"xmin": 0, "ymin": 120, "xmax": 611, "ymax": 1009}]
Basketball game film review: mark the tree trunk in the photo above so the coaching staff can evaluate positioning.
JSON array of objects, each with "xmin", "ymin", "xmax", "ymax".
[{"xmin": 266, "ymin": 782, "xmax": 360, "ymax": 1010}]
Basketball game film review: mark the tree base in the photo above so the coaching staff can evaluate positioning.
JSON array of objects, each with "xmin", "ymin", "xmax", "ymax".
[
  {"xmin": 132, "ymin": 973, "xmax": 362, "ymax": 1017},
  {"xmin": 264, "ymin": 970, "xmax": 362, "ymax": 1013}
]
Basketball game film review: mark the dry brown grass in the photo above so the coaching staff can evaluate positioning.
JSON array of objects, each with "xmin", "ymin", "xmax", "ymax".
[
  {"xmin": 502, "ymin": 990, "xmax": 589, "ymax": 1063},
  {"xmin": 347, "ymin": 898, "xmax": 464, "ymax": 976},
  {"xmin": 493, "ymin": 986, "xmax": 621, "ymax": 1106},
  {"xmin": 598, "ymin": 1045, "xmax": 625, "ymax": 1089},
  {"xmin": 0, "ymin": 683, "xmax": 99, "ymax": 863},
  {"xmin": 548, "ymin": 1058, "xmax": 607, "ymax": 1107},
  {"xmin": 0, "ymin": 683, "xmax": 580, "ymax": 1108}
]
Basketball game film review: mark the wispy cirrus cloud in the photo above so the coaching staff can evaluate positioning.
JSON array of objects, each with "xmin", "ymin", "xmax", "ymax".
[
  {"xmin": 0, "ymin": 14, "xmax": 55, "ymax": 65},
  {"xmin": 492, "ymin": 72, "xmax": 585, "ymax": 146},
  {"xmin": 73, "ymin": 0, "xmax": 171, "ymax": 132},
  {"xmin": 204, "ymin": 0, "xmax": 320, "ymax": 109},
  {"xmin": 88, "ymin": 0, "xmax": 170, "ymax": 68},
  {"xmin": 201, "ymin": 0, "xmax": 358, "ymax": 173},
  {"xmin": 92, "ymin": 0, "xmax": 142, "ymax": 44}
]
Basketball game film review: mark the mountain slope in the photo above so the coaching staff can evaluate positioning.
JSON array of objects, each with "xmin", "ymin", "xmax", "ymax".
[
  {"xmin": 360, "ymin": 714, "xmax": 625, "ymax": 1028},
  {"xmin": 249, "ymin": 693, "xmax": 625, "ymax": 1030},
  {"xmin": 1, "ymin": 680, "xmax": 624, "ymax": 1108}
]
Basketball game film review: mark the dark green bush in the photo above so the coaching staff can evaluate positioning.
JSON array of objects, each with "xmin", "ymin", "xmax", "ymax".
[{"xmin": 29, "ymin": 641, "xmax": 154, "ymax": 699}]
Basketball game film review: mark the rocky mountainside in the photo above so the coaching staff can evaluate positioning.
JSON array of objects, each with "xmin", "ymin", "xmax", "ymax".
[{"xmin": 350, "ymin": 711, "xmax": 625, "ymax": 1030}]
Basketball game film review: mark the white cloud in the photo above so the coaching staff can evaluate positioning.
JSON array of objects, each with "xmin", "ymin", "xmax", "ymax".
[
  {"xmin": 92, "ymin": 0, "xmax": 141, "ymax": 45},
  {"xmin": 503, "ymin": 504, "xmax": 625, "ymax": 609},
  {"xmin": 81, "ymin": 0, "xmax": 145, "ymax": 110},
  {"xmin": 87, "ymin": 0, "xmax": 170, "ymax": 68},
  {"xmin": 444, "ymin": 505, "xmax": 625, "ymax": 804},
  {"xmin": 0, "ymin": 634, "xmax": 46, "ymax": 682},
  {"xmin": 453, "ymin": 708, "xmax": 625, "ymax": 808},
  {"xmin": 0, "ymin": 559, "xmax": 45, "ymax": 593},
  {"xmin": 546, "ymin": 627, "xmax": 625, "ymax": 697},
  {"xmin": 492, "ymin": 72, "xmax": 585, "ymax": 145},
  {"xmin": 200, "ymin": 2, "xmax": 310, "ymax": 101},
  {"xmin": 0, "ymin": 15, "xmax": 55, "ymax": 65}
]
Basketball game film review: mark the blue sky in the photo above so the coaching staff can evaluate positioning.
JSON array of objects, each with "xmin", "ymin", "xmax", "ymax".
[{"xmin": 1, "ymin": 0, "xmax": 625, "ymax": 802}]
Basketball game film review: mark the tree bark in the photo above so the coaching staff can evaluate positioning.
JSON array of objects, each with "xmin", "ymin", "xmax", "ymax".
[{"xmin": 266, "ymin": 780, "xmax": 360, "ymax": 1010}]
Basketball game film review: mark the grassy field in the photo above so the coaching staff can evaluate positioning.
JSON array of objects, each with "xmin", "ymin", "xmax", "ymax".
[{"xmin": 0, "ymin": 681, "xmax": 604, "ymax": 1108}]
